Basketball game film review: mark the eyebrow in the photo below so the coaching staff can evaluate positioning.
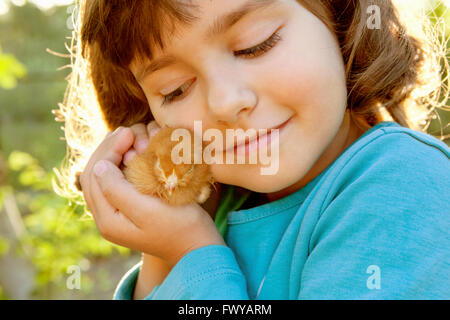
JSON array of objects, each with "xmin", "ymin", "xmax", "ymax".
[{"xmin": 135, "ymin": 0, "xmax": 278, "ymax": 82}]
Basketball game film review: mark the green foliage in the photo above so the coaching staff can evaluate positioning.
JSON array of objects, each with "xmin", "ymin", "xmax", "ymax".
[
  {"xmin": 8, "ymin": 151, "xmax": 48, "ymax": 189},
  {"xmin": 0, "ymin": 3, "xmax": 139, "ymax": 299},
  {"xmin": 4, "ymin": 150, "xmax": 130, "ymax": 297},
  {"xmin": 0, "ymin": 233, "xmax": 10, "ymax": 300},
  {"xmin": 0, "ymin": 236, "xmax": 10, "ymax": 256},
  {"xmin": 428, "ymin": 0, "xmax": 450, "ymax": 34},
  {"xmin": 0, "ymin": 285, "xmax": 8, "ymax": 300},
  {"xmin": 426, "ymin": 1, "xmax": 450, "ymax": 141},
  {"xmin": 0, "ymin": 48, "xmax": 26, "ymax": 89},
  {"xmin": 0, "ymin": 3, "xmax": 69, "ymax": 170}
]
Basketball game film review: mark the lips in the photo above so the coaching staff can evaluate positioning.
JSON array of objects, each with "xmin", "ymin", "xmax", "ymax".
[{"xmin": 224, "ymin": 117, "xmax": 292, "ymax": 153}]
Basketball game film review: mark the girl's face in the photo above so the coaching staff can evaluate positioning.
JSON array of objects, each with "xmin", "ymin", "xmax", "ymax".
[{"xmin": 130, "ymin": 0, "xmax": 366, "ymax": 196}]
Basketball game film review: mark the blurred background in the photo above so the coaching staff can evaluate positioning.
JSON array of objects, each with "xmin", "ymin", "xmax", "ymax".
[{"xmin": 0, "ymin": 0, "xmax": 449, "ymax": 299}]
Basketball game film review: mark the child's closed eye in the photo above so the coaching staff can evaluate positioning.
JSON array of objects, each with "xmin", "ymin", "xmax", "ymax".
[
  {"xmin": 160, "ymin": 30, "xmax": 283, "ymax": 106},
  {"xmin": 234, "ymin": 30, "xmax": 282, "ymax": 59}
]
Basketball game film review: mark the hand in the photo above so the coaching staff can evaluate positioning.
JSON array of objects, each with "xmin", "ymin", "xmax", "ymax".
[
  {"xmin": 78, "ymin": 122, "xmax": 226, "ymax": 267},
  {"xmin": 122, "ymin": 121, "xmax": 160, "ymax": 166}
]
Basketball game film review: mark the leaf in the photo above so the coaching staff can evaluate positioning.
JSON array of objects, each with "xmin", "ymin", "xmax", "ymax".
[
  {"xmin": 8, "ymin": 151, "xmax": 37, "ymax": 171},
  {"xmin": 0, "ymin": 52, "xmax": 27, "ymax": 90}
]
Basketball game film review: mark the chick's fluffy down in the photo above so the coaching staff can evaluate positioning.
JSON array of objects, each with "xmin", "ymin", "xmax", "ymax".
[{"xmin": 123, "ymin": 126, "xmax": 215, "ymax": 206}]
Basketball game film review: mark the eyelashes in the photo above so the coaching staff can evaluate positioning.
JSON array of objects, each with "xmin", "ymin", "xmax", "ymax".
[
  {"xmin": 161, "ymin": 78, "xmax": 195, "ymax": 106},
  {"xmin": 160, "ymin": 30, "xmax": 283, "ymax": 106},
  {"xmin": 234, "ymin": 31, "xmax": 282, "ymax": 58}
]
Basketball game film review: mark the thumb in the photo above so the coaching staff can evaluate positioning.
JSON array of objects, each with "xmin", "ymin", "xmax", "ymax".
[
  {"xmin": 109, "ymin": 127, "xmax": 136, "ymax": 166},
  {"xmin": 92, "ymin": 159, "xmax": 159, "ymax": 226}
]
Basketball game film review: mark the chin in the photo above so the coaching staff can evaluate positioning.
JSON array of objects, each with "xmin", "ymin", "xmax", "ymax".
[{"xmin": 211, "ymin": 160, "xmax": 307, "ymax": 194}]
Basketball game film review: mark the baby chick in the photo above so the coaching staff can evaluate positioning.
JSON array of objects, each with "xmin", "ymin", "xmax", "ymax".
[{"xmin": 123, "ymin": 126, "xmax": 215, "ymax": 206}]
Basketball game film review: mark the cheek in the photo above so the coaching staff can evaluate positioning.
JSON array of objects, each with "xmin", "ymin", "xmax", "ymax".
[
  {"xmin": 279, "ymin": 60, "xmax": 347, "ymax": 127},
  {"xmin": 147, "ymin": 86, "xmax": 209, "ymax": 131},
  {"xmin": 148, "ymin": 100, "xmax": 202, "ymax": 130},
  {"xmin": 252, "ymin": 13, "xmax": 347, "ymax": 125}
]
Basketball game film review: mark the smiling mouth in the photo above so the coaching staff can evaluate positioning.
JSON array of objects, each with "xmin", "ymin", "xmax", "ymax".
[{"xmin": 224, "ymin": 117, "xmax": 292, "ymax": 153}]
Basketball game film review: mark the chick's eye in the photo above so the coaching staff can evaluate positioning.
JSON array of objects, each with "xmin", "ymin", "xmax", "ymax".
[{"xmin": 234, "ymin": 30, "xmax": 282, "ymax": 58}]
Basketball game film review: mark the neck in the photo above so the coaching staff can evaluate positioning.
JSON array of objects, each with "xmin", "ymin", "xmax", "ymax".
[{"xmin": 266, "ymin": 112, "xmax": 368, "ymax": 202}]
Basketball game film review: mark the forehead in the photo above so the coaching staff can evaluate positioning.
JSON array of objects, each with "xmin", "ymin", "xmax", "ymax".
[
  {"xmin": 155, "ymin": 0, "xmax": 279, "ymax": 42},
  {"xmin": 131, "ymin": 0, "xmax": 280, "ymax": 77}
]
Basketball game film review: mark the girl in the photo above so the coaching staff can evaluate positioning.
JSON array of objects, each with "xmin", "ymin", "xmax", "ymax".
[{"xmin": 57, "ymin": 0, "xmax": 450, "ymax": 299}]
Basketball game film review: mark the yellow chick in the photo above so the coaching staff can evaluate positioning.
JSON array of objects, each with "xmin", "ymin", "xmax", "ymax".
[{"xmin": 123, "ymin": 126, "xmax": 215, "ymax": 206}]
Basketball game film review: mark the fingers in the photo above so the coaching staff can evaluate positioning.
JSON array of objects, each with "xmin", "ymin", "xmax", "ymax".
[
  {"xmin": 123, "ymin": 121, "xmax": 162, "ymax": 166},
  {"xmin": 92, "ymin": 159, "xmax": 165, "ymax": 227},
  {"xmin": 123, "ymin": 149, "xmax": 137, "ymax": 166},
  {"xmin": 88, "ymin": 175, "xmax": 143, "ymax": 247},
  {"xmin": 124, "ymin": 123, "xmax": 150, "ymax": 166},
  {"xmin": 94, "ymin": 126, "xmax": 135, "ymax": 166},
  {"xmin": 78, "ymin": 127, "xmax": 134, "ymax": 214},
  {"xmin": 147, "ymin": 120, "xmax": 162, "ymax": 139},
  {"xmin": 130, "ymin": 123, "xmax": 149, "ymax": 154},
  {"xmin": 88, "ymin": 172, "xmax": 132, "ymax": 232},
  {"xmin": 79, "ymin": 126, "xmax": 133, "ymax": 192},
  {"xmin": 79, "ymin": 122, "xmax": 167, "ymax": 244}
]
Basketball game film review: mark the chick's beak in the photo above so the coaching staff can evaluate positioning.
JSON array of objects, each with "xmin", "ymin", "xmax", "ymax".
[
  {"xmin": 167, "ymin": 182, "xmax": 176, "ymax": 191},
  {"xmin": 166, "ymin": 170, "xmax": 178, "ymax": 196}
]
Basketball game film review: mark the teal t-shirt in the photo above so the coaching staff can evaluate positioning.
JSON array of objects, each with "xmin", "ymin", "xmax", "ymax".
[{"xmin": 113, "ymin": 121, "xmax": 450, "ymax": 299}]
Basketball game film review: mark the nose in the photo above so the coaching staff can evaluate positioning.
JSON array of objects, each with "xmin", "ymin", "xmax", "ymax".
[{"xmin": 206, "ymin": 67, "xmax": 257, "ymax": 124}]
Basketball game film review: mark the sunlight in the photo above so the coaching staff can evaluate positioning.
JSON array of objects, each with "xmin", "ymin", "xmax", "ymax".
[
  {"xmin": 0, "ymin": 0, "xmax": 74, "ymax": 15},
  {"xmin": 30, "ymin": 0, "xmax": 73, "ymax": 11},
  {"xmin": 0, "ymin": 1, "xmax": 8, "ymax": 15}
]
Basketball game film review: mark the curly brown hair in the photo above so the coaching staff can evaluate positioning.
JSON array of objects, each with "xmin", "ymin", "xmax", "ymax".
[{"xmin": 54, "ymin": 0, "xmax": 448, "ymax": 201}]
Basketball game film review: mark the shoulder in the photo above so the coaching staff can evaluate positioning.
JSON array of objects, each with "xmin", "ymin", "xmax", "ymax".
[
  {"xmin": 314, "ymin": 121, "xmax": 449, "ymax": 244},
  {"xmin": 330, "ymin": 121, "xmax": 450, "ymax": 195},
  {"xmin": 302, "ymin": 123, "xmax": 450, "ymax": 298},
  {"xmin": 360, "ymin": 121, "xmax": 449, "ymax": 160}
]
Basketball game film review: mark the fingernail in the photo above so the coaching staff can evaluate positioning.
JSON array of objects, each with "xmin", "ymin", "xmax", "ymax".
[{"xmin": 93, "ymin": 160, "xmax": 108, "ymax": 177}]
